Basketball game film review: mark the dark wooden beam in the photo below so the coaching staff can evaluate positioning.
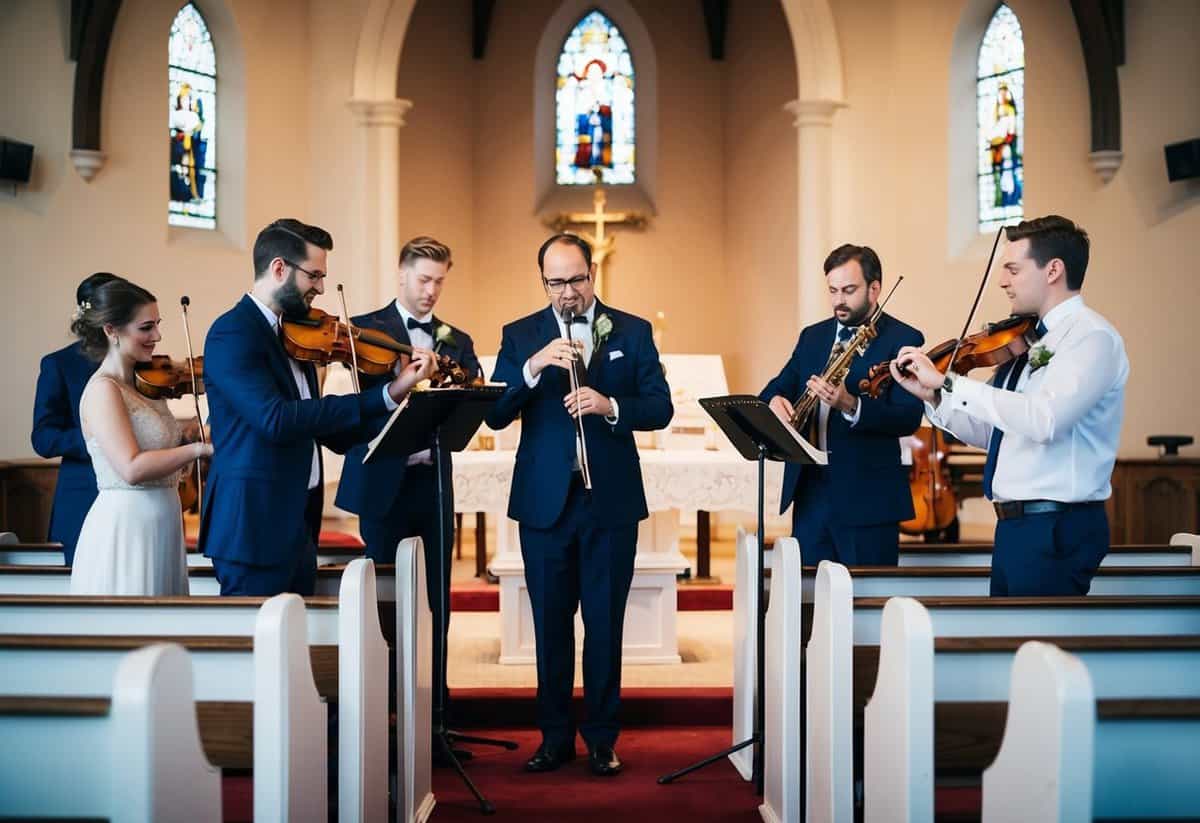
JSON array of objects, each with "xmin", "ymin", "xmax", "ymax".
[
  {"xmin": 701, "ymin": 0, "xmax": 728, "ymax": 61},
  {"xmin": 1100, "ymin": 0, "xmax": 1125, "ymax": 66},
  {"xmin": 1069, "ymin": 0, "xmax": 1122, "ymax": 154},
  {"xmin": 69, "ymin": 0, "xmax": 92, "ymax": 61},
  {"xmin": 71, "ymin": 0, "xmax": 121, "ymax": 151},
  {"xmin": 472, "ymin": 0, "xmax": 496, "ymax": 60}
]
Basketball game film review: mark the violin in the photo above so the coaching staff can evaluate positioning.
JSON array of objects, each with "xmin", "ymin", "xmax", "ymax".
[
  {"xmin": 280, "ymin": 307, "xmax": 477, "ymax": 387},
  {"xmin": 900, "ymin": 426, "xmax": 958, "ymax": 538},
  {"xmin": 134, "ymin": 355, "xmax": 205, "ymax": 399},
  {"xmin": 857, "ymin": 314, "xmax": 1036, "ymax": 399}
]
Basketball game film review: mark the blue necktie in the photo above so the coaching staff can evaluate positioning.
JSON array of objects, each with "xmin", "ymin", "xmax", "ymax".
[
  {"xmin": 838, "ymin": 325, "xmax": 854, "ymax": 343},
  {"xmin": 981, "ymin": 352, "xmax": 1029, "ymax": 500}
]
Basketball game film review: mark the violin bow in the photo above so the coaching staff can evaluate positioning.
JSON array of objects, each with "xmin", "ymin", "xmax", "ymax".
[
  {"xmin": 870, "ymin": 275, "xmax": 905, "ymax": 328},
  {"xmin": 180, "ymin": 296, "xmax": 205, "ymax": 517},
  {"xmin": 336, "ymin": 284, "xmax": 363, "ymax": 393},
  {"xmin": 945, "ymin": 225, "xmax": 1006, "ymax": 375}
]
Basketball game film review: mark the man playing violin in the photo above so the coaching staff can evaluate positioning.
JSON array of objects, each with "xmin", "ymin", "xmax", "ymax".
[
  {"xmin": 199, "ymin": 219, "xmax": 436, "ymax": 596},
  {"xmin": 486, "ymin": 234, "xmax": 672, "ymax": 777},
  {"xmin": 889, "ymin": 215, "xmax": 1128, "ymax": 596},
  {"xmin": 335, "ymin": 236, "xmax": 480, "ymax": 753},
  {"xmin": 762, "ymin": 244, "xmax": 924, "ymax": 566}
]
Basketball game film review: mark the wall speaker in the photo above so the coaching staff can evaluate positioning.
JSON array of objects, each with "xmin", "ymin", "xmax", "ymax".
[
  {"xmin": 0, "ymin": 137, "xmax": 34, "ymax": 184},
  {"xmin": 1165, "ymin": 138, "xmax": 1200, "ymax": 183}
]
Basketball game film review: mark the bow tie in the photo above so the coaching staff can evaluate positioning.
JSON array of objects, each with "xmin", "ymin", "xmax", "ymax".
[
  {"xmin": 567, "ymin": 315, "xmax": 589, "ymax": 325},
  {"xmin": 837, "ymin": 325, "xmax": 857, "ymax": 342},
  {"xmin": 406, "ymin": 317, "xmax": 434, "ymax": 335}
]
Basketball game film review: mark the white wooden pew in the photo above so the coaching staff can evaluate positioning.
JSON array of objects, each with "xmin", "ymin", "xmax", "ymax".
[
  {"xmin": 0, "ymin": 541, "xmax": 367, "ymax": 567},
  {"xmin": 898, "ymin": 542, "xmax": 1190, "ymax": 568},
  {"xmin": 798, "ymin": 564, "xmax": 1200, "ymax": 823},
  {"xmin": 0, "ymin": 643, "xmax": 222, "ymax": 822},
  {"xmin": 0, "ymin": 547, "xmax": 427, "ymax": 823},
  {"xmin": 982, "ymin": 641, "xmax": 1200, "ymax": 821},
  {"xmin": 730, "ymin": 525, "xmax": 757, "ymax": 781},
  {"xmin": 864, "ymin": 597, "xmax": 1200, "ymax": 821},
  {"xmin": 760, "ymin": 537, "xmax": 804, "ymax": 823}
]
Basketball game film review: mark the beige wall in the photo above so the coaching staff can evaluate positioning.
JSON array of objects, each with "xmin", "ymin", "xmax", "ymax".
[{"xmin": 2, "ymin": 0, "xmax": 1198, "ymax": 461}]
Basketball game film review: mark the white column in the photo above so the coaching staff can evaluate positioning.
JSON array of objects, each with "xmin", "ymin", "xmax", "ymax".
[
  {"xmin": 785, "ymin": 99, "xmax": 844, "ymax": 329},
  {"xmin": 347, "ymin": 98, "xmax": 412, "ymax": 309}
]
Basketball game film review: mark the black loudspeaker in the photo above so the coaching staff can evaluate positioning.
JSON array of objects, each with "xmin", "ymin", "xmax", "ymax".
[
  {"xmin": 1165, "ymin": 138, "xmax": 1200, "ymax": 183},
  {"xmin": 0, "ymin": 137, "xmax": 34, "ymax": 184}
]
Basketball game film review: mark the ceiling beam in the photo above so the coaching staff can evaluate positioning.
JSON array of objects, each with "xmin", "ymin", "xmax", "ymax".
[
  {"xmin": 473, "ymin": 0, "xmax": 496, "ymax": 60},
  {"xmin": 701, "ymin": 0, "xmax": 728, "ymax": 61}
]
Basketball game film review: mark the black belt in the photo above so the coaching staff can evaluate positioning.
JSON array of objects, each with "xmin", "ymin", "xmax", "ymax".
[{"xmin": 993, "ymin": 499, "xmax": 1103, "ymax": 521}]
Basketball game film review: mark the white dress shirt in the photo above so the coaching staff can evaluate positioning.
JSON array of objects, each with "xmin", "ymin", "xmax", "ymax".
[
  {"xmin": 248, "ymin": 293, "xmax": 321, "ymax": 490},
  {"xmin": 395, "ymin": 300, "xmax": 435, "ymax": 466},
  {"xmin": 926, "ymin": 295, "xmax": 1129, "ymax": 503}
]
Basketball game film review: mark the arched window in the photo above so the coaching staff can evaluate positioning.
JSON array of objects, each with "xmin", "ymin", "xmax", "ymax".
[
  {"xmin": 976, "ymin": 4, "xmax": 1024, "ymax": 232},
  {"xmin": 555, "ymin": 10, "xmax": 635, "ymax": 185},
  {"xmin": 169, "ymin": 3, "xmax": 217, "ymax": 229}
]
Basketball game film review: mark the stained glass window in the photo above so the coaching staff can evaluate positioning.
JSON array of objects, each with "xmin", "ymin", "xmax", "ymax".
[
  {"xmin": 555, "ymin": 10, "xmax": 635, "ymax": 185},
  {"xmin": 977, "ymin": 4, "xmax": 1024, "ymax": 232},
  {"xmin": 169, "ymin": 3, "xmax": 216, "ymax": 229}
]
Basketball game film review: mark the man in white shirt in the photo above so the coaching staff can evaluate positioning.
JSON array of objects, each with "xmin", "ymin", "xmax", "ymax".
[
  {"xmin": 889, "ymin": 215, "xmax": 1129, "ymax": 595},
  {"xmin": 334, "ymin": 236, "xmax": 480, "ymax": 759}
]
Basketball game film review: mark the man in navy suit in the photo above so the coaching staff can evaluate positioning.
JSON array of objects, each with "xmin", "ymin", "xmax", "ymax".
[
  {"xmin": 761, "ymin": 244, "xmax": 924, "ymax": 566},
  {"xmin": 335, "ymin": 236, "xmax": 480, "ymax": 747},
  {"xmin": 487, "ymin": 234, "xmax": 673, "ymax": 777},
  {"xmin": 199, "ymin": 219, "xmax": 435, "ymax": 596},
  {"xmin": 31, "ymin": 272, "xmax": 119, "ymax": 565}
]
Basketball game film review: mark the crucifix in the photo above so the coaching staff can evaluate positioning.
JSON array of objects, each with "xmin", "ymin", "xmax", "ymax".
[{"xmin": 547, "ymin": 167, "xmax": 648, "ymax": 301}]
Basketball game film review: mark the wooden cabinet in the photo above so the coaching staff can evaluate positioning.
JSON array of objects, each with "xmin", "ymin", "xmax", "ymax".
[
  {"xmin": 1109, "ymin": 459, "xmax": 1200, "ymax": 544},
  {"xmin": 0, "ymin": 459, "xmax": 60, "ymax": 543}
]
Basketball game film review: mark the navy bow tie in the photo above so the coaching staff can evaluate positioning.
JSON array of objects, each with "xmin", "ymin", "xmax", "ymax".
[
  {"xmin": 406, "ymin": 316, "xmax": 434, "ymax": 335},
  {"xmin": 837, "ymin": 325, "xmax": 856, "ymax": 342},
  {"xmin": 567, "ymin": 315, "xmax": 589, "ymax": 325}
]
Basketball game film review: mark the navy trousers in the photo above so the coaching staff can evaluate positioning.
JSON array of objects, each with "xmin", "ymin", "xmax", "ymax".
[
  {"xmin": 991, "ymin": 503, "xmax": 1110, "ymax": 596},
  {"xmin": 212, "ymin": 489, "xmax": 321, "ymax": 596},
  {"xmin": 519, "ymin": 477, "xmax": 638, "ymax": 750},
  {"xmin": 358, "ymin": 463, "xmax": 454, "ymax": 727},
  {"xmin": 790, "ymin": 471, "xmax": 900, "ymax": 566}
]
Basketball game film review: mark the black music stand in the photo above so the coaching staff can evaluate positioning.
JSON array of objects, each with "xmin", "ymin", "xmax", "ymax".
[
  {"xmin": 366, "ymin": 384, "xmax": 516, "ymax": 815},
  {"xmin": 657, "ymin": 395, "xmax": 824, "ymax": 795}
]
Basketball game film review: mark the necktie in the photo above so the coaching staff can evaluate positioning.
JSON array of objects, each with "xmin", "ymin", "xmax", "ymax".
[
  {"xmin": 838, "ymin": 325, "xmax": 855, "ymax": 343},
  {"xmin": 406, "ymin": 317, "xmax": 434, "ymax": 335},
  {"xmin": 1035, "ymin": 319, "xmax": 1048, "ymax": 339},
  {"xmin": 981, "ymin": 352, "xmax": 1029, "ymax": 499}
]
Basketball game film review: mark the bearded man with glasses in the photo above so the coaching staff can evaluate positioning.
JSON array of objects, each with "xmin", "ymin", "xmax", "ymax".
[{"xmin": 486, "ymin": 233, "xmax": 673, "ymax": 777}]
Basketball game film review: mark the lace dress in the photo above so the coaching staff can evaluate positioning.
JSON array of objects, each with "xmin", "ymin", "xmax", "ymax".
[{"xmin": 69, "ymin": 376, "xmax": 189, "ymax": 595}]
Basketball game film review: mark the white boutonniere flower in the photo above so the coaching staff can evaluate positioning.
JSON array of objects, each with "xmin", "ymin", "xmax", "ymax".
[
  {"xmin": 593, "ymin": 313, "xmax": 613, "ymax": 348},
  {"xmin": 1029, "ymin": 344, "xmax": 1054, "ymax": 371},
  {"xmin": 434, "ymin": 323, "xmax": 457, "ymax": 353}
]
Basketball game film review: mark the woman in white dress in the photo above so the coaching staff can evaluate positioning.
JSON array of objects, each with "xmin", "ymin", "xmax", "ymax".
[{"xmin": 69, "ymin": 279, "xmax": 212, "ymax": 595}]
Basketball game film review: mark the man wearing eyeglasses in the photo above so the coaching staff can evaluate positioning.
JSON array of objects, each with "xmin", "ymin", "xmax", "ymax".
[
  {"xmin": 200, "ymin": 218, "xmax": 435, "ymax": 596},
  {"xmin": 487, "ymin": 233, "xmax": 673, "ymax": 777}
]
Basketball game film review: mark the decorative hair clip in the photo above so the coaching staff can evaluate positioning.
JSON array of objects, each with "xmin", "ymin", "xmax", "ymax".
[{"xmin": 71, "ymin": 300, "xmax": 92, "ymax": 323}]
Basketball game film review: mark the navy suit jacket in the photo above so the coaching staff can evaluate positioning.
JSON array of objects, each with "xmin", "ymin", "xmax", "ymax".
[
  {"xmin": 334, "ymin": 304, "xmax": 481, "ymax": 519},
  {"xmin": 198, "ymin": 294, "xmax": 393, "ymax": 567},
  {"xmin": 759, "ymin": 312, "xmax": 924, "ymax": 527},
  {"xmin": 31, "ymin": 341, "xmax": 98, "ymax": 562},
  {"xmin": 486, "ymin": 302, "xmax": 673, "ymax": 529}
]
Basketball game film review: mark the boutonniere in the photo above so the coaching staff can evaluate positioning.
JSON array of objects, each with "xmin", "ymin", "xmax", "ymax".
[
  {"xmin": 1029, "ymin": 344, "xmax": 1054, "ymax": 371},
  {"xmin": 434, "ymin": 323, "xmax": 457, "ymax": 353},
  {"xmin": 593, "ymin": 313, "xmax": 613, "ymax": 349}
]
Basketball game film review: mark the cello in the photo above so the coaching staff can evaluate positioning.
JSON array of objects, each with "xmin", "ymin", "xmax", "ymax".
[{"xmin": 900, "ymin": 426, "xmax": 959, "ymax": 541}]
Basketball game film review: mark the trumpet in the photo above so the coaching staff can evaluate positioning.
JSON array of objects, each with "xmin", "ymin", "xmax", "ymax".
[
  {"xmin": 563, "ymin": 308, "xmax": 593, "ymax": 490},
  {"xmin": 789, "ymin": 276, "xmax": 904, "ymax": 434}
]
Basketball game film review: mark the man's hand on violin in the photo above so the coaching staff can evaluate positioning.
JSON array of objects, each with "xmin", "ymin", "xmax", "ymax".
[
  {"xmin": 806, "ymin": 376, "xmax": 858, "ymax": 415},
  {"xmin": 768, "ymin": 395, "xmax": 795, "ymax": 424},
  {"xmin": 530, "ymin": 338, "xmax": 584, "ymax": 378},
  {"xmin": 563, "ymin": 386, "xmax": 613, "ymax": 418},
  {"xmin": 889, "ymin": 347, "xmax": 943, "ymax": 403},
  {"xmin": 387, "ymin": 346, "xmax": 438, "ymax": 401}
]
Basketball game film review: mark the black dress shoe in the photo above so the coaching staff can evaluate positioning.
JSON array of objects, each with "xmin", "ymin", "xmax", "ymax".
[
  {"xmin": 524, "ymin": 742, "xmax": 576, "ymax": 772},
  {"xmin": 588, "ymin": 744, "xmax": 622, "ymax": 776}
]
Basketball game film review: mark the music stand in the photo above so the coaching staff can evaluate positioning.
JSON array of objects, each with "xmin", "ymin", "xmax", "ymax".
[
  {"xmin": 366, "ymin": 384, "xmax": 517, "ymax": 815},
  {"xmin": 657, "ymin": 395, "xmax": 824, "ymax": 795}
]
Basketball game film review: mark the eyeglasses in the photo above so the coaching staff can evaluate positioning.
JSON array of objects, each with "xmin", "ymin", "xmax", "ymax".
[
  {"xmin": 542, "ymin": 273, "xmax": 590, "ymax": 294},
  {"xmin": 285, "ymin": 260, "xmax": 327, "ymax": 282}
]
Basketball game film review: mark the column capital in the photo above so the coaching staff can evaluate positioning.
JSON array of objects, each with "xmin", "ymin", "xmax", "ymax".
[
  {"xmin": 347, "ymin": 97, "xmax": 414, "ymax": 128},
  {"xmin": 783, "ymin": 98, "xmax": 845, "ymax": 129}
]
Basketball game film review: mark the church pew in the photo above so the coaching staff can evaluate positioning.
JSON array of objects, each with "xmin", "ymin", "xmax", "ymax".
[
  {"xmin": 729, "ymin": 524, "xmax": 757, "ymax": 781},
  {"xmin": 0, "ymin": 643, "xmax": 222, "ymax": 822},
  {"xmin": 0, "ymin": 547, "xmax": 430, "ymax": 823},
  {"xmin": 796, "ymin": 562, "xmax": 1200, "ymax": 823},
  {"xmin": 898, "ymin": 540, "xmax": 1192, "ymax": 568},
  {"xmin": 981, "ymin": 645, "xmax": 1200, "ymax": 822},
  {"xmin": 864, "ymin": 597, "xmax": 1200, "ymax": 821},
  {"xmin": 799, "ymin": 564, "xmax": 1200, "ymax": 599},
  {"xmin": 0, "ymin": 540, "xmax": 367, "ymax": 567}
]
